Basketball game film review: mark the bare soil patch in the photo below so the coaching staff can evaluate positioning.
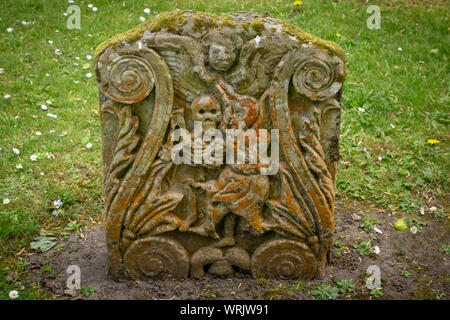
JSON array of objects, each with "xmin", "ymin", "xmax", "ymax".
[{"xmin": 27, "ymin": 200, "xmax": 449, "ymax": 300}]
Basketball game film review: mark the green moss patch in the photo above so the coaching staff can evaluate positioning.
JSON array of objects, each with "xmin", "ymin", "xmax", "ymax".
[{"xmin": 94, "ymin": 10, "xmax": 344, "ymax": 62}]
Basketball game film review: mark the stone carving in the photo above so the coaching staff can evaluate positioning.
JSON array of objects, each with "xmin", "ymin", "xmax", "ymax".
[{"xmin": 95, "ymin": 10, "xmax": 345, "ymax": 280}]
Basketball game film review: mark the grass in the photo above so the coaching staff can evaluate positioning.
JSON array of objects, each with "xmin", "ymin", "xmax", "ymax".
[{"xmin": 0, "ymin": 0, "xmax": 448, "ymax": 299}]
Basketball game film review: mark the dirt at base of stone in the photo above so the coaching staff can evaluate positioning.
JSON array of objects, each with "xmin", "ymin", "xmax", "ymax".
[{"xmin": 27, "ymin": 200, "xmax": 449, "ymax": 300}]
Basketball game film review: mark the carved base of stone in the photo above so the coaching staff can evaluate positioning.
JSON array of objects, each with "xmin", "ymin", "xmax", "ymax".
[
  {"xmin": 123, "ymin": 237, "xmax": 189, "ymax": 279},
  {"xmin": 120, "ymin": 231, "xmax": 331, "ymax": 280}
]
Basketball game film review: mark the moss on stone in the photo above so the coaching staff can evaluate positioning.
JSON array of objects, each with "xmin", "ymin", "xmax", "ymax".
[
  {"xmin": 279, "ymin": 21, "xmax": 345, "ymax": 62},
  {"xmin": 94, "ymin": 10, "xmax": 345, "ymax": 63},
  {"xmin": 249, "ymin": 18, "xmax": 265, "ymax": 33},
  {"xmin": 94, "ymin": 10, "xmax": 188, "ymax": 61}
]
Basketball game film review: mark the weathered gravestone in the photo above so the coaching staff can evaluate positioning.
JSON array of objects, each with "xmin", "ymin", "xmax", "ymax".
[{"xmin": 94, "ymin": 10, "xmax": 345, "ymax": 280}]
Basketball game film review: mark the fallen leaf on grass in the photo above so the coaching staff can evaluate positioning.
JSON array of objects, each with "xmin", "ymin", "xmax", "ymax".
[{"xmin": 30, "ymin": 236, "xmax": 57, "ymax": 252}]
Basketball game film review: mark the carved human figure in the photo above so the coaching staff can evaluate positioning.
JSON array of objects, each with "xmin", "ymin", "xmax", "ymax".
[{"xmin": 190, "ymin": 166, "xmax": 273, "ymax": 247}]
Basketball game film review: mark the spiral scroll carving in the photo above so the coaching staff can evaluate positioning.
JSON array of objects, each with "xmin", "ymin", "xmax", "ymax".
[
  {"xmin": 292, "ymin": 53, "xmax": 344, "ymax": 101},
  {"xmin": 97, "ymin": 54, "xmax": 155, "ymax": 104},
  {"xmin": 251, "ymin": 239, "xmax": 317, "ymax": 279},
  {"xmin": 123, "ymin": 237, "xmax": 189, "ymax": 280}
]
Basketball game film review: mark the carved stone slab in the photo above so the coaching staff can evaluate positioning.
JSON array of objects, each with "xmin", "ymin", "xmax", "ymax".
[{"xmin": 94, "ymin": 10, "xmax": 345, "ymax": 280}]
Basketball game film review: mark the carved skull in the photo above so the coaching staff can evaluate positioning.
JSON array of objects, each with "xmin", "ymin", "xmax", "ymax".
[{"xmin": 191, "ymin": 94, "xmax": 222, "ymax": 131}]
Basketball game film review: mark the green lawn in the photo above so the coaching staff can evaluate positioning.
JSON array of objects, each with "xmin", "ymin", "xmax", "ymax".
[{"xmin": 0, "ymin": 0, "xmax": 448, "ymax": 299}]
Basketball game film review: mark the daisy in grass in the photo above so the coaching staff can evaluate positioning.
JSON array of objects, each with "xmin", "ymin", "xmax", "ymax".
[
  {"xmin": 53, "ymin": 199, "xmax": 63, "ymax": 209},
  {"xmin": 9, "ymin": 290, "xmax": 19, "ymax": 299},
  {"xmin": 373, "ymin": 246, "xmax": 380, "ymax": 255}
]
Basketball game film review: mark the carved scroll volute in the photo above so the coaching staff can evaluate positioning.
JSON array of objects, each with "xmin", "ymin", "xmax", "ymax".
[
  {"xmin": 96, "ymin": 48, "xmax": 155, "ymax": 104},
  {"xmin": 268, "ymin": 48, "xmax": 344, "ymax": 275},
  {"xmin": 95, "ymin": 43, "xmax": 174, "ymax": 278},
  {"xmin": 292, "ymin": 49, "xmax": 344, "ymax": 101}
]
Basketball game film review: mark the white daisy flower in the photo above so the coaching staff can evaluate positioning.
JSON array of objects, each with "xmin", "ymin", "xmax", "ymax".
[
  {"xmin": 372, "ymin": 246, "xmax": 380, "ymax": 255},
  {"xmin": 86, "ymin": 55, "xmax": 92, "ymax": 60},
  {"xmin": 30, "ymin": 154, "xmax": 38, "ymax": 161},
  {"xmin": 55, "ymin": 30, "xmax": 59, "ymax": 33},
  {"xmin": 46, "ymin": 113, "xmax": 57, "ymax": 119},
  {"xmin": 419, "ymin": 207, "xmax": 425, "ymax": 215},
  {"xmin": 3, "ymin": 198, "xmax": 10, "ymax": 205},
  {"xmin": 140, "ymin": 16, "xmax": 145, "ymax": 22},
  {"xmin": 41, "ymin": 104, "xmax": 48, "ymax": 110},
  {"xmin": 7, "ymin": 27, "xmax": 13, "ymax": 33},
  {"xmin": 9, "ymin": 290, "xmax": 19, "ymax": 299},
  {"xmin": 36, "ymin": 131, "xmax": 42, "ymax": 136},
  {"xmin": 53, "ymin": 199, "xmax": 63, "ymax": 209},
  {"xmin": 88, "ymin": 4, "xmax": 93, "ymax": 8},
  {"xmin": 88, "ymin": 34, "xmax": 93, "ymax": 37},
  {"xmin": 86, "ymin": 143, "xmax": 93, "ymax": 149},
  {"xmin": 40, "ymin": 172, "xmax": 45, "ymax": 176},
  {"xmin": 12, "ymin": 148, "xmax": 20, "ymax": 155},
  {"xmin": 144, "ymin": 8, "xmax": 151, "ymax": 14},
  {"xmin": 55, "ymin": 49, "xmax": 62, "ymax": 56},
  {"xmin": 358, "ymin": 107, "xmax": 366, "ymax": 113},
  {"xmin": 430, "ymin": 206, "xmax": 437, "ymax": 212},
  {"xmin": 86, "ymin": 72, "xmax": 92, "ymax": 78},
  {"xmin": 410, "ymin": 226, "xmax": 418, "ymax": 234},
  {"xmin": 92, "ymin": 7, "xmax": 97, "ymax": 12},
  {"xmin": 4, "ymin": 94, "xmax": 11, "ymax": 99},
  {"xmin": 16, "ymin": 164, "xmax": 23, "ymax": 169}
]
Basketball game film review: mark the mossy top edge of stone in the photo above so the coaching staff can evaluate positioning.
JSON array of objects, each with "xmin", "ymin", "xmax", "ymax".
[{"xmin": 94, "ymin": 10, "xmax": 345, "ymax": 63}]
